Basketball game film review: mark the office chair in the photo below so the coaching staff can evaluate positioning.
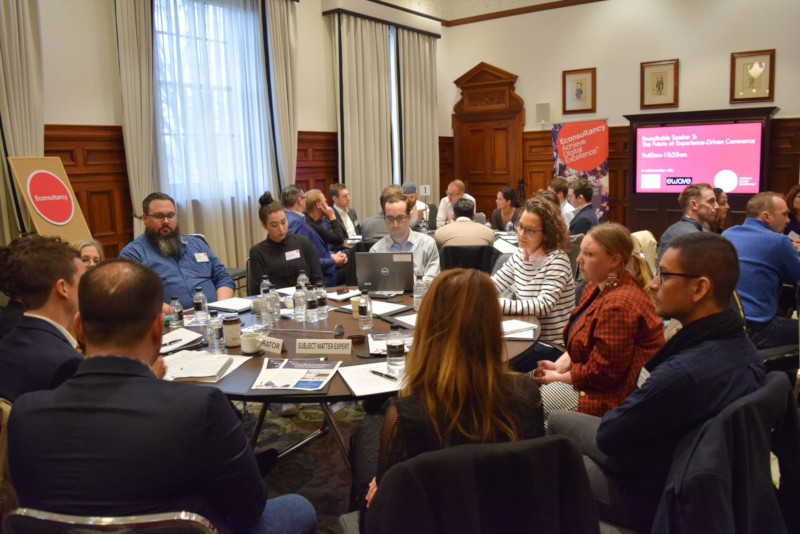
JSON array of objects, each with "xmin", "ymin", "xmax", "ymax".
[
  {"xmin": 440, "ymin": 245, "xmax": 499, "ymax": 274},
  {"xmin": 185, "ymin": 234, "xmax": 247, "ymax": 293},
  {"xmin": 1, "ymin": 398, "xmax": 17, "ymax": 527},
  {"xmin": 4, "ymin": 509, "xmax": 218, "ymax": 534}
]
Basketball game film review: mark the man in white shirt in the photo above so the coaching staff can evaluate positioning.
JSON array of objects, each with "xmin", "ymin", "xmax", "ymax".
[
  {"xmin": 549, "ymin": 177, "xmax": 575, "ymax": 225},
  {"xmin": 436, "ymin": 179, "xmax": 476, "ymax": 228},
  {"xmin": 371, "ymin": 192, "xmax": 440, "ymax": 284},
  {"xmin": 330, "ymin": 183, "xmax": 361, "ymax": 238},
  {"xmin": 434, "ymin": 198, "xmax": 495, "ymax": 249},
  {"xmin": 401, "ymin": 182, "xmax": 430, "ymax": 230}
]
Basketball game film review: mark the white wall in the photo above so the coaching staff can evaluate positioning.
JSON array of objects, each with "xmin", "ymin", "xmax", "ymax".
[
  {"xmin": 436, "ymin": 0, "xmax": 800, "ymax": 134},
  {"xmin": 39, "ymin": 0, "xmax": 122, "ymax": 125}
]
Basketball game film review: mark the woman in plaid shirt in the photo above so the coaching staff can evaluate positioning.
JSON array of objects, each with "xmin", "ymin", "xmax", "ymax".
[{"xmin": 533, "ymin": 223, "xmax": 664, "ymax": 418}]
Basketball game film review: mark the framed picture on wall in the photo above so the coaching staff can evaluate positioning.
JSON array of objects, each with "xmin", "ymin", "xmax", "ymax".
[
  {"xmin": 730, "ymin": 49, "xmax": 775, "ymax": 103},
  {"xmin": 562, "ymin": 68, "xmax": 596, "ymax": 114},
  {"xmin": 640, "ymin": 59, "xmax": 679, "ymax": 109}
]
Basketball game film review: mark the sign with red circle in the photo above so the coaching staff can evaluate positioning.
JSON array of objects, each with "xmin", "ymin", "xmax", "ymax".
[
  {"xmin": 555, "ymin": 120, "xmax": 609, "ymax": 172},
  {"xmin": 26, "ymin": 170, "xmax": 75, "ymax": 225}
]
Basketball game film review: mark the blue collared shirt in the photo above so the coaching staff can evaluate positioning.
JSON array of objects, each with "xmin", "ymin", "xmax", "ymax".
[
  {"xmin": 119, "ymin": 234, "xmax": 234, "ymax": 308},
  {"xmin": 370, "ymin": 230, "xmax": 440, "ymax": 284}
]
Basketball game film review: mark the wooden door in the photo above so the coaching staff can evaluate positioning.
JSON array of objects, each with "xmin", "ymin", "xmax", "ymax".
[{"xmin": 452, "ymin": 63, "xmax": 525, "ymax": 217}]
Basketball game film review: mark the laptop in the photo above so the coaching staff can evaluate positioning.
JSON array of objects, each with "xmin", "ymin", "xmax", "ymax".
[{"xmin": 356, "ymin": 252, "xmax": 414, "ymax": 292}]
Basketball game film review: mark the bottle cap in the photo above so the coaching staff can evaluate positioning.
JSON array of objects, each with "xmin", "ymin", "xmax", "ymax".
[
  {"xmin": 390, "ymin": 324, "xmax": 400, "ymax": 331},
  {"xmin": 210, "ymin": 310, "xmax": 218, "ymax": 317},
  {"xmin": 171, "ymin": 295, "xmax": 178, "ymax": 300},
  {"xmin": 195, "ymin": 287, "xmax": 202, "ymax": 292}
]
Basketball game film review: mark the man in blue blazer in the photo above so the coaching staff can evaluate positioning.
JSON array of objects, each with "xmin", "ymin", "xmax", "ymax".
[
  {"xmin": 567, "ymin": 178, "xmax": 599, "ymax": 235},
  {"xmin": 8, "ymin": 259, "xmax": 315, "ymax": 534},
  {"xmin": 0, "ymin": 236, "xmax": 85, "ymax": 401}
]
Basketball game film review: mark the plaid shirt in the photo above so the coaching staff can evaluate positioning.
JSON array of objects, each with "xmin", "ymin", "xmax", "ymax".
[{"xmin": 566, "ymin": 270, "xmax": 664, "ymax": 417}]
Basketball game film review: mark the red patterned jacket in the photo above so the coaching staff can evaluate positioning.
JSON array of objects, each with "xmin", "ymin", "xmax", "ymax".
[{"xmin": 565, "ymin": 270, "xmax": 664, "ymax": 416}]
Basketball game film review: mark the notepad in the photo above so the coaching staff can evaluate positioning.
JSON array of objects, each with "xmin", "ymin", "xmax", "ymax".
[
  {"xmin": 164, "ymin": 352, "xmax": 234, "ymax": 382},
  {"xmin": 160, "ymin": 328, "xmax": 204, "ymax": 354},
  {"xmin": 207, "ymin": 297, "xmax": 254, "ymax": 313}
]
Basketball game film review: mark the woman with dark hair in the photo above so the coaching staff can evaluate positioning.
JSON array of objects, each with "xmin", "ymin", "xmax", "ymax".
[
  {"xmin": 492, "ymin": 198, "xmax": 575, "ymax": 367},
  {"xmin": 534, "ymin": 223, "xmax": 664, "ymax": 419},
  {"xmin": 784, "ymin": 184, "xmax": 800, "ymax": 237},
  {"xmin": 491, "ymin": 186, "xmax": 522, "ymax": 230},
  {"xmin": 248, "ymin": 192, "xmax": 323, "ymax": 294},
  {"xmin": 709, "ymin": 187, "xmax": 730, "ymax": 234},
  {"xmin": 363, "ymin": 268, "xmax": 544, "ymax": 511}
]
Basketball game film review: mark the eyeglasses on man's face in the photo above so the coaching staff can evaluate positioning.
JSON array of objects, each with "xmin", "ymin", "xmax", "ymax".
[
  {"xmin": 515, "ymin": 223, "xmax": 543, "ymax": 238},
  {"xmin": 385, "ymin": 215, "xmax": 408, "ymax": 225},
  {"xmin": 147, "ymin": 212, "xmax": 177, "ymax": 222},
  {"xmin": 656, "ymin": 270, "xmax": 701, "ymax": 284}
]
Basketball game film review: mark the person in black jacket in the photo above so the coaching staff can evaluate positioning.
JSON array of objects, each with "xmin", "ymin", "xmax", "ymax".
[{"xmin": 305, "ymin": 188, "xmax": 347, "ymax": 251}]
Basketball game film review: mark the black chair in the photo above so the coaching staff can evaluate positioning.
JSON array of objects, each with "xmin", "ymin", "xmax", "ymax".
[
  {"xmin": 345, "ymin": 239, "xmax": 379, "ymax": 287},
  {"xmin": 440, "ymin": 245, "xmax": 499, "ymax": 274},
  {"xmin": 427, "ymin": 203, "xmax": 438, "ymax": 230},
  {"xmin": 366, "ymin": 436, "xmax": 600, "ymax": 534}
]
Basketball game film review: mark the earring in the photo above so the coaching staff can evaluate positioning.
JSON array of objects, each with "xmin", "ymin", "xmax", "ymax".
[{"xmin": 606, "ymin": 270, "xmax": 619, "ymax": 288}]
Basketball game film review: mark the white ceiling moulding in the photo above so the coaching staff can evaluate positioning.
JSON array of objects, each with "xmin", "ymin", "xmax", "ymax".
[{"xmin": 321, "ymin": 0, "xmax": 442, "ymax": 38}]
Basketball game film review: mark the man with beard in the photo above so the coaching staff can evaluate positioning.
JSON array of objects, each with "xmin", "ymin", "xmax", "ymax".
[{"xmin": 120, "ymin": 192, "xmax": 234, "ymax": 308}]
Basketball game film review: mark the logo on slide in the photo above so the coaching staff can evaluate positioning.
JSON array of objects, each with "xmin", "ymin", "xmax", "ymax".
[
  {"xmin": 26, "ymin": 170, "xmax": 75, "ymax": 225},
  {"xmin": 714, "ymin": 170, "xmax": 739, "ymax": 193}
]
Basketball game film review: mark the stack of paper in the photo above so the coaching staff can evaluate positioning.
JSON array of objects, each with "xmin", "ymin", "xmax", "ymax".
[
  {"xmin": 208, "ymin": 297, "xmax": 254, "ymax": 313},
  {"xmin": 252, "ymin": 358, "xmax": 341, "ymax": 391},
  {"xmin": 160, "ymin": 328, "xmax": 204, "ymax": 354},
  {"xmin": 163, "ymin": 351, "xmax": 249, "ymax": 382},
  {"xmin": 502, "ymin": 319, "xmax": 538, "ymax": 340},
  {"xmin": 340, "ymin": 301, "xmax": 409, "ymax": 316},
  {"xmin": 338, "ymin": 362, "xmax": 402, "ymax": 396}
]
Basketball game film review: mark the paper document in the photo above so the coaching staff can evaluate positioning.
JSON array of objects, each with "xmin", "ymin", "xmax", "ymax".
[
  {"xmin": 502, "ymin": 319, "xmax": 538, "ymax": 340},
  {"xmin": 327, "ymin": 289, "xmax": 361, "ymax": 302},
  {"xmin": 338, "ymin": 362, "xmax": 403, "ymax": 396},
  {"xmin": 493, "ymin": 238, "xmax": 518, "ymax": 254},
  {"xmin": 162, "ymin": 351, "xmax": 243, "ymax": 382},
  {"xmin": 367, "ymin": 331, "xmax": 414, "ymax": 355},
  {"xmin": 160, "ymin": 328, "xmax": 204, "ymax": 354},
  {"xmin": 252, "ymin": 358, "xmax": 341, "ymax": 391},
  {"xmin": 208, "ymin": 297, "xmax": 254, "ymax": 313},
  {"xmin": 392, "ymin": 314, "xmax": 417, "ymax": 329},
  {"xmin": 276, "ymin": 286, "xmax": 296, "ymax": 296},
  {"xmin": 341, "ymin": 301, "xmax": 408, "ymax": 316}
]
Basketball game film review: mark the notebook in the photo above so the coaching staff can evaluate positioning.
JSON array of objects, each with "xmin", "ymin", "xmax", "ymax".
[{"xmin": 355, "ymin": 252, "xmax": 414, "ymax": 292}]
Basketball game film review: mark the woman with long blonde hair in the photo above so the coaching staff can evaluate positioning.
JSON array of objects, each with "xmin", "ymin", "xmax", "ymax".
[{"xmin": 362, "ymin": 269, "xmax": 544, "ymax": 511}]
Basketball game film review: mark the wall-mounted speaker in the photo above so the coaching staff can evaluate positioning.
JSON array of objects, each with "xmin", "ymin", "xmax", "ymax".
[{"xmin": 535, "ymin": 102, "xmax": 550, "ymax": 123}]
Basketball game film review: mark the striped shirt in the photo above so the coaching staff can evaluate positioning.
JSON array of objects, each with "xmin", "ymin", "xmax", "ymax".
[{"xmin": 492, "ymin": 249, "xmax": 575, "ymax": 344}]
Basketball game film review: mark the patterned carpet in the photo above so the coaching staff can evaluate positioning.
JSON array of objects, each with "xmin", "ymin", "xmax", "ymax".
[{"xmin": 238, "ymin": 401, "xmax": 366, "ymax": 533}]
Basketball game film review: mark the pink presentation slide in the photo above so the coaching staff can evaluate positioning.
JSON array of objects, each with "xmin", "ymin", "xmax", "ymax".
[{"xmin": 635, "ymin": 123, "xmax": 762, "ymax": 194}]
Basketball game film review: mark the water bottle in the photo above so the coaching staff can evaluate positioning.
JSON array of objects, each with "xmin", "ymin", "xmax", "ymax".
[
  {"xmin": 169, "ymin": 295, "xmax": 184, "ymax": 329},
  {"xmin": 413, "ymin": 275, "xmax": 425, "ymax": 312},
  {"xmin": 386, "ymin": 324, "xmax": 405, "ymax": 376},
  {"xmin": 418, "ymin": 215, "xmax": 428, "ymax": 233},
  {"xmin": 207, "ymin": 310, "xmax": 224, "ymax": 354},
  {"xmin": 193, "ymin": 287, "xmax": 209, "ymax": 325},
  {"xmin": 358, "ymin": 290, "xmax": 373, "ymax": 331},
  {"xmin": 297, "ymin": 270, "xmax": 310, "ymax": 290},
  {"xmin": 305, "ymin": 288, "xmax": 319, "ymax": 324},
  {"xmin": 316, "ymin": 282, "xmax": 328, "ymax": 321},
  {"xmin": 293, "ymin": 284, "xmax": 306, "ymax": 323},
  {"xmin": 506, "ymin": 220, "xmax": 515, "ymax": 232},
  {"xmin": 260, "ymin": 275, "xmax": 270, "ymax": 297},
  {"xmin": 268, "ymin": 283, "xmax": 281, "ymax": 325}
]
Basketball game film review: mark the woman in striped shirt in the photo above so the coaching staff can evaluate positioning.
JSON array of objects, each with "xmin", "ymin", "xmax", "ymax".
[{"xmin": 492, "ymin": 198, "xmax": 576, "ymax": 370}]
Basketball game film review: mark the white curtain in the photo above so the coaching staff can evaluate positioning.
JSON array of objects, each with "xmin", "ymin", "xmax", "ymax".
[
  {"xmin": 330, "ymin": 13, "xmax": 392, "ymax": 219},
  {"xmin": 398, "ymin": 29, "xmax": 439, "ymax": 199},
  {"xmin": 153, "ymin": 0, "xmax": 279, "ymax": 269},
  {"xmin": 115, "ymin": 0, "xmax": 159, "ymax": 237},
  {"xmin": 264, "ymin": 0, "xmax": 297, "ymax": 186},
  {"xmin": 0, "ymin": 0, "xmax": 41, "ymax": 243}
]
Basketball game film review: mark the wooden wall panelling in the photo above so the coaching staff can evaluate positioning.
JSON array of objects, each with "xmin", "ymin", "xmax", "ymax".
[
  {"xmin": 438, "ymin": 137, "xmax": 454, "ymax": 199},
  {"xmin": 296, "ymin": 131, "xmax": 338, "ymax": 195},
  {"xmin": 44, "ymin": 125, "xmax": 132, "ymax": 258}
]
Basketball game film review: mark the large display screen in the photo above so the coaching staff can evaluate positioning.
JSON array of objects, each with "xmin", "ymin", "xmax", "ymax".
[{"xmin": 635, "ymin": 122, "xmax": 762, "ymax": 194}]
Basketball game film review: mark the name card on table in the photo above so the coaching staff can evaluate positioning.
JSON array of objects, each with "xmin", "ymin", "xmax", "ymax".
[
  {"xmin": 262, "ymin": 336, "xmax": 284, "ymax": 355},
  {"xmin": 296, "ymin": 339, "xmax": 353, "ymax": 355}
]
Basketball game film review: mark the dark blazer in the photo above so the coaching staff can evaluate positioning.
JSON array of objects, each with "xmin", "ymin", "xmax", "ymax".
[
  {"xmin": 569, "ymin": 205, "xmax": 599, "ymax": 236},
  {"xmin": 8, "ymin": 356, "xmax": 266, "ymax": 534},
  {"xmin": 0, "ymin": 316, "xmax": 82, "ymax": 402},
  {"xmin": 334, "ymin": 206, "xmax": 361, "ymax": 235}
]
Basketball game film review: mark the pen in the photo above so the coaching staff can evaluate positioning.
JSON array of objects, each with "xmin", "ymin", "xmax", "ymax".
[
  {"xmin": 161, "ymin": 339, "xmax": 181, "ymax": 347},
  {"xmin": 370, "ymin": 370, "xmax": 397, "ymax": 381}
]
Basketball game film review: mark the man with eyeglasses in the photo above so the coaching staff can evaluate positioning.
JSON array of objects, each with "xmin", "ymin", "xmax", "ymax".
[
  {"xmin": 549, "ymin": 233, "xmax": 765, "ymax": 531},
  {"xmin": 658, "ymin": 183, "xmax": 718, "ymax": 262},
  {"xmin": 436, "ymin": 179, "xmax": 476, "ymax": 228},
  {"xmin": 120, "ymin": 192, "xmax": 235, "ymax": 309},
  {"xmin": 370, "ymin": 192, "xmax": 440, "ymax": 284},
  {"xmin": 723, "ymin": 191, "xmax": 800, "ymax": 349},
  {"xmin": 433, "ymin": 198, "xmax": 494, "ymax": 249}
]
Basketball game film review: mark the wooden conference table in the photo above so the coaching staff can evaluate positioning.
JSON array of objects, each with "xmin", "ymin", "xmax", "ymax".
[{"xmin": 198, "ymin": 291, "xmax": 540, "ymax": 467}]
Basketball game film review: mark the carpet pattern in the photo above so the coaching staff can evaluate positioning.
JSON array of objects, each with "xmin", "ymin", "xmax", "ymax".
[{"xmin": 238, "ymin": 401, "xmax": 366, "ymax": 533}]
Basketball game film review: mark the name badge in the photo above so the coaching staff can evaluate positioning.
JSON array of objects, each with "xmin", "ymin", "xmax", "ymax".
[
  {"xmin": 194, "ymin": 252, "xmax": 209, "ymax": 263},
  {"xmin": 296, "ymin": 339, "xmax": 352, "ymax": 355},
  {"xmin": 636, "ymin": 367, "xmax": 651, "ymax": 389},
  {"xmin": 262, "ymin": 335, "xmax": 283, "ymax": 355},
  {"xmin": 286, "ymin": 249, "xmax": 301, "ymax": 261}
]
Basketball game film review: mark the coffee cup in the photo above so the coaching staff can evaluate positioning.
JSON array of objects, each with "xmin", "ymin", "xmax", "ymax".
[
  {"xmin": 241, "ymin": 333, "xmax": 265, "ymax": 354},
  {"xmin": 350, "ymin": 296, "xmax": 361, "ymax": 319}
]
